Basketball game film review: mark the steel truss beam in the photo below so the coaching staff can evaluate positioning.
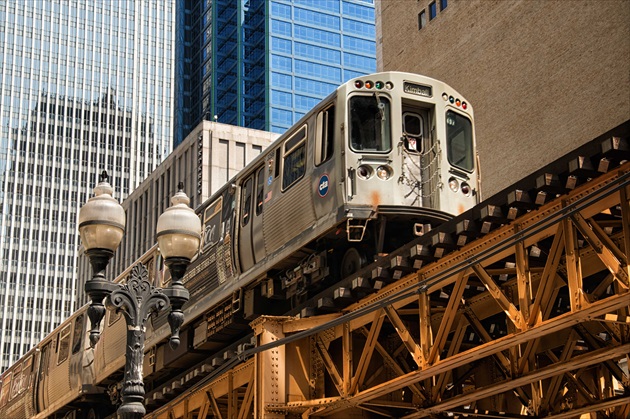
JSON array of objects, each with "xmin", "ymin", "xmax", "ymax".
[{"xmin": 146, "ymin": 164, "xmax": 629, "ymax": 418}]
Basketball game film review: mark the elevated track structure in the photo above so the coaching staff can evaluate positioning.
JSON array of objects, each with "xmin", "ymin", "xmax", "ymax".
[{"xmin": 142, "ymin": 127, "xmax": 630, "ymax": 418}]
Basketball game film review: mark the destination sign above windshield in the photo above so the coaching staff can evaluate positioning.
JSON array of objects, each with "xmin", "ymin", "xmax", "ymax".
[{"xmin": 403, "ymin": 82, "xmax": 432, "ymax": 98}]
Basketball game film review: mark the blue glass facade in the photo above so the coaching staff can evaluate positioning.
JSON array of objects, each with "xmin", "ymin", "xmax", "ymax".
[{"xmin": 176, "ymin": 0, "xmax": 376, "ymax": 142}]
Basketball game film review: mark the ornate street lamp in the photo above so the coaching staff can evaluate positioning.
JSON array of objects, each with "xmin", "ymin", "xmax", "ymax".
[{"xmin": 78, "ymin": 172, "xmax": 201, "ymax": 419}]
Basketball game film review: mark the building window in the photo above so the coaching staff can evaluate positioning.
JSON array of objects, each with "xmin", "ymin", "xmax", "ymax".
[
  {"xmin": 429, "ymin": 2, "xmax": 437, "ymax": 20},
  {"xmin": 440, "ymin": 0, "xmax": 448, "ymax": 11},
  {"xmin": 418, "ymin": 10, "xmax": 427, "ymax": 30}
]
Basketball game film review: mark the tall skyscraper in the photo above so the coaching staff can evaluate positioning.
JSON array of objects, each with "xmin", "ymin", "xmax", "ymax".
[
  {"xmin": 175, "ymin": 0, "xmax": 377, "ymax": 144},
  {"xmin": 0, "ymin": 0, "xmax": 176, "ymax": 370}
]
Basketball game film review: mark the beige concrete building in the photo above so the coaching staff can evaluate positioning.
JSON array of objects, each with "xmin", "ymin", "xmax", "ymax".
[
  {"xmin": 376, "ymin": 0, "xmax": 630, "ymax": 197},
  {"xmin": 77, "ymin": 121, "xmax": 277, "ymax": 302}
]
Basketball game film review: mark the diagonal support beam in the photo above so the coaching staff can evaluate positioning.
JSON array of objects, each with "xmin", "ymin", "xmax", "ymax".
[
  {"xmin": 562, "ymin": 215, "xmax": 589, "ymax": 311},
  {"xmin": 472, "ymin": 265, "xmax": 524, "ymax": 330},
  {"xmin": 418, "ymin": 289, "xmax": 432, "ymax": 368},
  {"xmin": 571, "ymin": 213, "xmax": 629, "ymax": 286},
  {"xmin": 350, "ymin": 310, "xmax": 385, "ymax": 395},
  {"xmin": 545, "ymin": 350, "xmax": 597, "ymax": 406},
  {"xmin": 358, "ymin": 327, "xmax": 427, "ymax": 402},
  {"xmin": 528, "ymin": 226, "xmax": 564, "ymax": 327},
  {"xmin": 237, "ymin": 368, "xmax": 255, "ymax": 419},
  {"xmin": 316, "ymin": 336, "xmax": 345, "ymax": 397},
  {"xmin": 207, "ymin": 389, "xmax": 223, "ymax": 419},
  {"xmin": 574, "ymin": 325, "xmax": 628, "ymax": 384},
  {"xmin": 514, "ymin": 224, "xmax": 532, "ymax": 324},
  {"xmin": 384, "ymin": 305, "xmax": 424, "ymax": 367},
  {"xmin": 591, "ymin": 272, "xmax": 616, "ymax": 299},
  {"xmin": 463, "ymin": 308, "xmax": 512, "ymax": 377},
  {"xmin": 542, "ymin": 331, "xmax": 578, "ymax": 411},
  {"xmin": 428, "ymin": 272, "xmax": 468, "ymax": 365},
  {"xmin": 432, "ymin": 314, "xmax": 466, "ymax": 402}
]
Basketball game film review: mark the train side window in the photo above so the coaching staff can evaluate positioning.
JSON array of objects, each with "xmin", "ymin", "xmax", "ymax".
[
  {"xmin": 72, "ymin": 314, "xmax": 84, "ymax": 354},
  {"xmin": 202, "ymin": 197, "xmax": 223, "ymax": 250},
  {"xmin": 57, "ymin": 324, "xmax": 71, "ymax": 365},
  {"xmin": 10, "ymin": 364, "xmax": 22, "ymax": 399},
  {"xmin": 446, "ymin": 110, "xmax": 474, "ymax": 172},
  {"xmin": 241, "ymin": 177, "xmax": 253, "ymax": 226},
  {"xmin": 315, "ymin": 104, "xmax": 335, "ymax": 165},
  {"xmin": 403, "ymin": 112, "xmax": 423, "ymax": 152},
  {"xmin": 20, "ymin": 356, "xmax": 32, "ymax": 393},
  {"xmin": 282, "ymin": 125, "xmax": 307, "ymax": 190},
  {"xmin": 255, "ymin": 166, "xmax": 265, "ymax": 216},
  {"xmin": 274, "ymin": 148, "xmax": 281, "ymax": 178},
  {"xmin": 0, "ymin": 372, "xmax": 12, "ymax": 407}
]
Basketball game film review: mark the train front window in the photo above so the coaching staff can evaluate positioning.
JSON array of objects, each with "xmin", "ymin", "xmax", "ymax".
[
  {"xmin": 349, "ymin": 94, "xmax": 391, "ymax": 152},
  {"xmin": 403, "ymin": 112, "xmax": 423, "ymax": 152},
  {"xmin": 446, "ymin": 110, "xmax": 474, "ymax": 172}
]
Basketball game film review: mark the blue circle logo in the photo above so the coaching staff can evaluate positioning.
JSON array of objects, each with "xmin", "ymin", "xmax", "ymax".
[{"xmin": 318, "ymin": 174, "xmax": 330, "ymax": 198}]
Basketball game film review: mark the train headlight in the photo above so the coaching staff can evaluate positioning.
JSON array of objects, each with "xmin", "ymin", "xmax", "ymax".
[
  {"xmin": 376, "ymin": 165, "xmax": 393, "ymax": 180},
  {"xmin": 448, "ymin": 177, "xmax": 459, "ymax": 192},
  {"xmin": 365, "ymin": 80, "xmax": 374, "ymax": 89},
  {"xmin": 461, "ymin": 182, "xmax": 471, "ymax": 196},
  {"xmin": 355, "ymin": 80, "xmax": 364, "ymax": 88},
  {"xmin": 357, "ymin": 165, "xmax": 373, "ymax": 180},
  {"xmin": 385, "ymin": 81, "xmax": 394, "ymax": 90}
]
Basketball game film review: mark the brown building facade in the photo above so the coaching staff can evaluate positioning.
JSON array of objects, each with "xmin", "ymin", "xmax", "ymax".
[{"xmin": 377, "ymin": 0, "xmax": 630, "ymax": 197}]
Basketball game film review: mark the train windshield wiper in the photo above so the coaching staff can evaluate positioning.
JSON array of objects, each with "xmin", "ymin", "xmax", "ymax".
[{"xmin": 374, "ymin": 91, "xmax": 386, "ymax": 121}]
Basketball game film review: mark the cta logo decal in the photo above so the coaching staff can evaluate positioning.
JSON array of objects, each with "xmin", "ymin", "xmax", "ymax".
[{"xmin": 318, "ymin": 174, "xmax": 330, "ymax": 198}]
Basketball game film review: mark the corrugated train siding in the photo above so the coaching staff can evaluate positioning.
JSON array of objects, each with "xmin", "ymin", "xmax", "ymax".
[
  {"xmin": 263, "ymin": 179, "xmax": 315, "ymax": 255},
  {"xmin": 101, "ymin": 315, "xmax": 127, "ymax": 368},
  {"xmin": 47, "ymin": 362, "xmax": 71, "ymax": 410}
]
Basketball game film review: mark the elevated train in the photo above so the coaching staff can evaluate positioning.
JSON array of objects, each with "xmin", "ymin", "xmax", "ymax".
[{"xmin": 0, "ymin": 72, "xmax": 478, "ymax": 418}]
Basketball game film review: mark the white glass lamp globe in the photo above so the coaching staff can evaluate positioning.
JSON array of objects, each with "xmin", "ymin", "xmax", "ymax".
[
  {"xmin": 156, "ymin": 185, "xmax": 201, "ymax": 261},
  {"xmin": 78, "ymin": 172, "xmax": 125, "ymax": 253}
]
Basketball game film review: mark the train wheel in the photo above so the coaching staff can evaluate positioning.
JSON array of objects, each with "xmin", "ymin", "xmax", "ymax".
[
  {"xmin": 339, "ymin": 247, "xmax": 367, "ymax": 279},
  {"xmin": 82, "ymin": 405, "xmax": 109, "ymax": 419}
]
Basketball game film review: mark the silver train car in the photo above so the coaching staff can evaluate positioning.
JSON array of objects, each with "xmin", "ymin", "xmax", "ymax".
[{"xmin": 0, "ymin": 72, "xmax": 478, "ymax": 418}]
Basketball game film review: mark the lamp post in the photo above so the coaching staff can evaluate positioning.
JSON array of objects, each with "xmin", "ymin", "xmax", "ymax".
[{"xmin": 78, "ymin": 172, "xmax": 201, "ymax": 419}]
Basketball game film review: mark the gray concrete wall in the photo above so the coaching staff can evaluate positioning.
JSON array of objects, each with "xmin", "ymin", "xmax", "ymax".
[{"xmin": 377, "ymin": 0, "xmax": 630, "ymax": 197}]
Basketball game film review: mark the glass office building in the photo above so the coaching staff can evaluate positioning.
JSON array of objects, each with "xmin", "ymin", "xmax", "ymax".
[
  {"xmin": 176, "ymin": 0, "xmax": 376, "ymax": 143},
  {"xmin": 0, "ymin": 0, "xmax": 176, "ymax": 370}
]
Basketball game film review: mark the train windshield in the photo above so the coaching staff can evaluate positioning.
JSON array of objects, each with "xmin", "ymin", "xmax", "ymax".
[
  {"xmin": 446, "ymin": 110, "xmax": 474, "ymax": 172},
  {"xmin": 349, "ymin": 94, "xmax": 391, "ymax": 152}
]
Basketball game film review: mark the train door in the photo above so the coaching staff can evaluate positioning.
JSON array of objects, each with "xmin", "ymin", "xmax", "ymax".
[
  {"xmin": 36, "ymin": 341, "xmax": 51, "ymax": 412},
  {"xmin": 400, "ymin": 104, "xmax": 437, "ymax": 208},
  {"xmin": 252, "ymin": 165, "xmax": 266, "ymax": 262},
  {"xmin": 238, "ymin": 164, "xmax": 264, "ymax": 272},
  {"xmin": 312, "ymin": 103, "xmax": 336, "ymax": 219}
]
